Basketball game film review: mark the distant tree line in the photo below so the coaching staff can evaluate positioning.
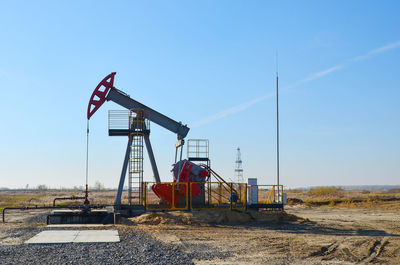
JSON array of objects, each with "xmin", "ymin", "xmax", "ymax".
[{"xmin": 0, "ymin": 181, "xmax": 110, "ymax": 191}]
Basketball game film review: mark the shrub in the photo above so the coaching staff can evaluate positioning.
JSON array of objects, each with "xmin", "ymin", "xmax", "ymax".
[
  {"xmin": 386, "ymin": 188, "xmax": 400, "ymax": 194},
  {"xmin": 308, "ymin": 186, "xmax": 339, "ymax": 197},
  {"xmin": 94, "ymin": 181, "xmax": 104, "ymax": 191},
  {"xmin": 287, "ymin": 189, "xmax": 304, "ymax": 194},
  {"xmin": 36, "ymin": 184, "xmax": 48, "ymax": 191}
]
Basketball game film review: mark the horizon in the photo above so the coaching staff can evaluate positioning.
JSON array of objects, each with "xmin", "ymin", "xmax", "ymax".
[{"xmin": 2, "ymin": 184, "xmax": 400, "ymax": 192}]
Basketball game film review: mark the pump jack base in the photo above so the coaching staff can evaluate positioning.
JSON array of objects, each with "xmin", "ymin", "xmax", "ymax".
[{"xmin": 47, "ymin": 209, "xmax": 115, "ymax": 225}]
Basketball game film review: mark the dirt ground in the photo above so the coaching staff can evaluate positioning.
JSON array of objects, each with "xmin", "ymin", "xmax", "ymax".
[
  {"xmin": 131, "ymin": 206, "xmax": 400, "ymax": 264},
  {"xmin": 1, "ymin": 190, "xmax": 400, "ymax": 264}
]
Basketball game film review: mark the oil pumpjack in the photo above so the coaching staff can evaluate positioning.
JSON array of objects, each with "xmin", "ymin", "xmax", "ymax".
[
  {"xmin": 87, "ymin": 72, "xmax": 210, "ymax": 211},
  {"xmin": 36, "ymin": 72, "xmax": 284, "ymax": 225},
  {"xmin": 46, "ymin": 72, "xmax": 211, "ymax": 224}
]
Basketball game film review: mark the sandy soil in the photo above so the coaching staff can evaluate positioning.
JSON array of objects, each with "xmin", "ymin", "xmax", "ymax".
[
  {"xmin": 1, "ymin": 190, "xmax": 399, "ymax": 264},
  {"xmin": 133, "ymin": 206, "xmax": 400, "ymax": 264}
]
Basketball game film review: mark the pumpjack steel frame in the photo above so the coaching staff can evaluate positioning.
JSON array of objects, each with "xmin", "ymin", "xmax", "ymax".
[{"xmin": 87, "ymin": 72, "xmax": 190, "ymax": 208}]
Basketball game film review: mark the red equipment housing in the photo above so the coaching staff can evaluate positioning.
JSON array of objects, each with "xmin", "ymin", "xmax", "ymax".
[{"xmin": 151, "ymin": 161, "xmax": 209, "ymax": 207}]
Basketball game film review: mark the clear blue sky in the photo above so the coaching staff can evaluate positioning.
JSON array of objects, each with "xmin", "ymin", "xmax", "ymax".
[{"xmin": 1, "ymin": 1, "xmax": 399, "ymax": 189}]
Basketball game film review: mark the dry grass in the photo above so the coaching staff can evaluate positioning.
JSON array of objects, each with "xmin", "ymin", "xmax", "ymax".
[
  {"xmin": 308, "ymin": 186, "xmax": 339, "ymax": 197},
  {"xmin": 1, "ymin": 188, "xmax": 400, "ymax": 211},
  {"xmin": 0, "ymin": 194, "xmax": 46, "ymax": 211},
  {"xmin": 0, "ymin": 190, "xmax": 132, "ymax": 211},
  {"xmin": 286, "ymin": 187, "xmax": 400, "ymax": 209}
]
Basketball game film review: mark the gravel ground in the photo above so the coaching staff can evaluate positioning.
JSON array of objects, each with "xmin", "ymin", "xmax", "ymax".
[
  {"xmin": 0, "ymin": 225, "xmax": 229, "ymax": 265},
  {"xmin": 24, "ymin": 212, "xmax": 50, "ymax": 224}
]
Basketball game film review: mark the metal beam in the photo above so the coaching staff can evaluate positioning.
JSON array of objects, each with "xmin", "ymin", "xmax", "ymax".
[
  {"xmin": 144, "ymin": 134, "xmax": 161, "ymax": 183},
  {"xmin": 114, "ymin": 136, "xmax": 133, "ymax": 208},
  {"xmin": 107, "ymin": 88, "xmax": 190, "ymax": 139}
]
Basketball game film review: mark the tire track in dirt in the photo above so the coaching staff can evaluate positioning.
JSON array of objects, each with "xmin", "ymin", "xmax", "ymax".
[
  {"xmin": 363, "ymin": 238, "xmax": 389, "ymax": 263},
  {"xmin": 307, "ymin": 238, "xmax": 394, "ymax": 263},
  {"xmin": 309, "ymin": 242, "xmax": 339, "ymax": 258}
]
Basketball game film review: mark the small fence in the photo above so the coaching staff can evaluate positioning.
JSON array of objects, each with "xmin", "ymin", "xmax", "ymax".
[
  {"xmin": 144, "ymin": 182, "xmax": 189, "ymax": 210},
  {"xmin": 248, "ymin": 185, "xmax": 283, "ymax": 205},
  {"xmin": 190, "ymin": 182, "xmax": 247, "ymax": 210},
  {"xmin": 142, "ymin": 182, "xmax": 283, "ymax": 211}
]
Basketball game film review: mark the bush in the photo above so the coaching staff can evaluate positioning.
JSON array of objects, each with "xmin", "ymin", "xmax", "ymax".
[
  {"xmin": 386, "ymin": 188, "xmax": 400, "ymax": 194},
  {"xmin": 94, "ymin": 181, "xmax": 104, "ymax": 191},
  {"xmin": 287, "ymin": 189, "xmax": 304, "ymax": 194},
  {"xmin": 36, "ymin": 184, "xmax": 48, "ymax": 191},
  {"xmin": 308, "ymin": 186, "xmax": 338, "ymax": 197}
]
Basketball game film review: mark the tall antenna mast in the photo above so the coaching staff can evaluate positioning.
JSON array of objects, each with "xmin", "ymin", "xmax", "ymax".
[
  {"xmin": 235, "ymin": 147, "xmax": 244, "ymax": 183},
  {"xmin": 276, "ymin": 52, "xmax": 280, "ymax": 187},
  {"xmin": 84, "ymin": 120, "xmax": 90, "ymax": 205}
]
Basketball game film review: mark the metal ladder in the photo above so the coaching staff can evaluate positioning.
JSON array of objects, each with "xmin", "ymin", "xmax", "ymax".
[{"xmin": 128, "ymin": 111, "xmax": 145, "ymax": 205}]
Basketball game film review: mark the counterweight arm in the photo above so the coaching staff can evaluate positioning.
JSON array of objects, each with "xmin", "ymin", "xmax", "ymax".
[
  {"xmin": 107, "ymin": 87, "xmax": 190, "ymax": 139},
  {"xmin": 87, "ymin": 72, "xmax": 190, "ymax": 139}
]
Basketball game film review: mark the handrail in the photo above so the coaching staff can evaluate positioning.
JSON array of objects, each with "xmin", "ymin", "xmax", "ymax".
[
  {"xmin": 198, "ymin": 164, "xmax": 239, "ymax": 195},
  {"xmin": 248, "ymin": 185, "xmax": 284, "ymax": 204}
]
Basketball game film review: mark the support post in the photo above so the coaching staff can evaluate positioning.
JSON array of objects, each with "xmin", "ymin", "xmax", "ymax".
[
  {"xmin": 230, "ymin": 183, "xmax": 233, "ymax": 210},
  {"xmin": 144, "ymin": 182, "xmax": 147, "ymax": 209},
  {"xmin": 143, "ymin": 133, "xmax": 161, "ymax": 183},
  {"xmin": 115, "ymin": 135, "xmax": 133, "ymax": 208},
  {"xmin": 245, "ymin": 184, "xmax": 248, "ymax": 211},
  {"xmin": 188, "ymin": 182, "xmax": 192, "ymax": 211}
]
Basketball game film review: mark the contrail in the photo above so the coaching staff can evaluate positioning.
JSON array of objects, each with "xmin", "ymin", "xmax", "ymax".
[
  {"xmin": 351, "ymin": 40, "xmax": 400, "ymax": 62},
  {"xmin": 191, "ymin": 40, "xmax": 400, "ymax": 127},
  {"xmin": 191, "ymin": 93, "xmax": 273, "ymax": 128},
  {"xmin": 288, "ymin": 64, "xmax": 345, "ymax": 89}
]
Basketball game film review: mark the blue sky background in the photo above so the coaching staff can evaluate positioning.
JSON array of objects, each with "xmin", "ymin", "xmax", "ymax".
[{"xmin": 0, "ymin": 1, "xmax": 399, "ymax": 189}]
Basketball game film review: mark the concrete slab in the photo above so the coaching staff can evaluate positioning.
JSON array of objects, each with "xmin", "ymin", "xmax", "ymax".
[
  {"xmin": 74, "ymin": 230, "xmax": 119, "ymax": 243},
  {"xmin": 25, "ymin": 230, "xmax": 119, "ymax": 244},
  {"xmin": 25, "ymin": 231, "xmax": 79, "ymax": 244}
]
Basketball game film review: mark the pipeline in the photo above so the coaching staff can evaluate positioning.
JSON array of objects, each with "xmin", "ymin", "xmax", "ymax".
[
  {"xmin": 53, "ymin": 196, "xmax": 86, "ymax": 207},
  {"xmin": 1, "ymin": 204, "xmax": 112, "ymax": 223}
]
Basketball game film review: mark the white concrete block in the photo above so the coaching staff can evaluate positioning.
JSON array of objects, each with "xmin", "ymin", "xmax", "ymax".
[{"xmin": 25, "ymin": 230, "xmax": 119, "ymax": 244}]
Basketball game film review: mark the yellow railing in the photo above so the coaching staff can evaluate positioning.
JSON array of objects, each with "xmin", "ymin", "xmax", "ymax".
[
  {"xmin": 248, "ymin": 185, "xmax": 283, "ymax": 204},
  {"xmin": 142, "ymin": 182, "xmax": 284, "ymax": 211},
  {"xmin": 144, "ymin": 182, "xmax": 189, "ymax": 211},
  {"xmin": 129, "ymin": 108, "xmax": 150, "ymax": 132},
  {"xmin": 189, "ymin": 182, "xmax": 247, "ymax": 210}
]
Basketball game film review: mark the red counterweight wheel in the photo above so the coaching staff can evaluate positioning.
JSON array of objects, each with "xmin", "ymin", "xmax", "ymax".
[{"xmin": 87, "ymin": 72, "xmax": 116, "ymax": 119}]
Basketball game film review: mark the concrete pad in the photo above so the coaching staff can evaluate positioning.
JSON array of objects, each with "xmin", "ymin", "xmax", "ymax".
[
  {"xmin": 74, "ymin": 230, "xmax": 119, "ymax": 243},
  {"xmin": 25, "ymin": 230, "xmax": 119, "ymax": 244},
  {"xmin": 25, "ymin": 231, "xmax": 79, "ymax": 244}
]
